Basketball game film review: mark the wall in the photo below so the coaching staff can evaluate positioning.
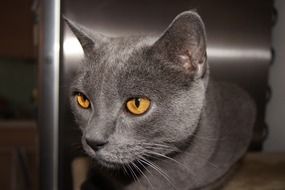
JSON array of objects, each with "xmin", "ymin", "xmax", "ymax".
[
  {"xmin": 264, "ymin": 0, "xmax": 285, "ymax": 151},
  {"xmin": 0, "ymin": 0, "xmax": 34, "ymax": 59},
  {"xmin": 0, "ymin": 60, "xmax": 36, "ymax": 119}
]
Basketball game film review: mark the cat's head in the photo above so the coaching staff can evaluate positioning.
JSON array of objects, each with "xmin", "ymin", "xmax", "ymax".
[{"xmin": 66, "ymin": 11, "xmax": 208, "ymax": 168}]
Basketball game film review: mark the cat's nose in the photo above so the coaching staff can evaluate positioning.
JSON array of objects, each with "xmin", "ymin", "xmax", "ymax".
[{"xmin": 85, "ymin": 138, "xmax": 108, "ymax": 151}]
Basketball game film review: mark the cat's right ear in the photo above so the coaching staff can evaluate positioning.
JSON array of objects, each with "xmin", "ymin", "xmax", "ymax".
[
  {"xmin": 63, "ymin": 16, "xmax": 104, "ymax": 57},
  {"xmin": 151, "ymin": 11, "xmax": 207, "ymax": 79}
]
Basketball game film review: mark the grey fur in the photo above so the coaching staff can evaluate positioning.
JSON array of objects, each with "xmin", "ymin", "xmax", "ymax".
[{"xmin": 66, "ymin": 11, "xmax": 256, "ymax": 190}]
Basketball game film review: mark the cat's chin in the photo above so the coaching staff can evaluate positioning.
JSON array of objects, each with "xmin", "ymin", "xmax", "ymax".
[
  {"xmin": 97, "ymin": 160, "xmax": 119, "ymax": 169},
  {"xmin": 84, "ymin": 151, "xmax": 117, "ymax": 168},
  {"xmin": 95, "ymin": 157, "xmax": 130, "ymax": 169}
]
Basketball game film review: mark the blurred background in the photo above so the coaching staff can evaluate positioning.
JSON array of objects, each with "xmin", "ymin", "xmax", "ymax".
[{"xmin": 0, "ymin": 0, "xmax": 284, "ymax": 190}]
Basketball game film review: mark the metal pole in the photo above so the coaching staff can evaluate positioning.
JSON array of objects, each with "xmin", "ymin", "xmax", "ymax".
[{"xmin": 38, "ymin": 0, "xmax": 61, "ymax": 189}]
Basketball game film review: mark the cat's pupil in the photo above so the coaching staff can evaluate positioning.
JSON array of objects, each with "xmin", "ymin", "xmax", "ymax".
[{"xmin": 135, "ymin": 98, "xmax": 141, "ymax": 108}]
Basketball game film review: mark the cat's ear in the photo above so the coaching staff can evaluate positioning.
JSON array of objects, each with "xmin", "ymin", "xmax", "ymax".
[
  {"xmin": 63, "ymin": 16, "xmax": 105, "ymax": 57},
  {"xmin": 152, "ymin": 11, "xmax": 207, "ymax": 78}
]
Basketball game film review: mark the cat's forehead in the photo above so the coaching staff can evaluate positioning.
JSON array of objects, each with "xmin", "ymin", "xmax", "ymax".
[
  {"xmin": 103, "ymin": 36, "xmax": 155, "ymax": 65},
  {"xmin": 74, "ymin": 37, "xmax": 154, "ymax": 91},
  {"xmin": 74, "ymin": 35, "xmax": 191, "ymax": 99},
  {"xmin": 83, "ymin": 36, "xmax": 155, "ymax": 81}
]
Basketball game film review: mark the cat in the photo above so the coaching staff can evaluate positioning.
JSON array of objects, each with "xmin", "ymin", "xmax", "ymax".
[{"xmin": 65, "ymin": 11, "xmax": 256, "ymax": 190}]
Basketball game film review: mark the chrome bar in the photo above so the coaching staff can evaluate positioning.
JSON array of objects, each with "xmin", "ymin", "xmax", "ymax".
[{"xmin": 38, "ymin": 0, "xmax": 61, "ymax": 189}]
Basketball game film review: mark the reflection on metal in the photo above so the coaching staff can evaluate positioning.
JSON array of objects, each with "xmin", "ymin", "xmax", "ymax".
[
  {"xmin": 207, "ymin": 47, "xmax": 271, "ymax": 61},
  {"xmin": 38, "ymin": 0, "xmax": 61, "ymax": 190},
  {"xmin": 63, "ymin": 37, "xmax": 84, "ymax": 57},
  {"xmin": 63, "ymin": 36, "xmax": 271, "ymax": 62}
]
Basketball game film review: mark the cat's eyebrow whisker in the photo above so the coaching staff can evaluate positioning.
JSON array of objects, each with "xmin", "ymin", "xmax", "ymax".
[
  {"xmin": 131, "ymin": 161, "xmax": 154, "ymax": 190},
  {"xmin": 138, "ymin": 156, "xmax": 178, "ymax": 190}
]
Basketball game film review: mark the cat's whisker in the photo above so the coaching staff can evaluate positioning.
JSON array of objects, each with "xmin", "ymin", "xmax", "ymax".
[
  {"xmin": 145, "ymin": 150, "xmax": 187, "ymax": 170},
  {"xmin": 141, "ymin": 143, "xmax": 177, "ymax": 153},
  {"xmin": 143, "ymin": 143, "xmax": 176, "ymax": 152},
  {"xmin": 143, "ymin": 145, "xmax": 173, "ymax": 150},
  {"xmin": 142, "ymin": 142, "xmax": 173, "ymax": 148},
  {"xmin": 118, "ymin": 157, "xmax": 130, "ymax": 177},
  {"xmin": 142, "ymin": 140, "xmax": 219, "ymax": 170},
  {"xmin": 130, "ymin": 162, "xmax": 143, "ymax": 187},
  {"xmin": 137, "ymin": 159, "xmax": 154, "ymax": 177},
  {"xmin": 139, "ymin": 156, "xmax": 178, "ymax": 190},
  {"xmin": 126, "ymin": 163, "xmax": 139, "ymax": 184},
  {"xmin": 122, "ymin": 164, "xmax": 129, "ymax": 176},
  {"xmin": 176, "ymin": 149, "xmax": 219, "ymax": 170},
  {"xmin": 132, "ymin": 161, "xmax": 154, "ymax": 190},
  {"xmin": 143, "ymin": 150, "xmax": 200, "ymax": 187},
  {"xmin": 154, "ymin": 143, "xmax": 219, "ymax": 172},
  {"xmin": 143, "ymin": 145, "xmax": 172, "ymax": 152}
]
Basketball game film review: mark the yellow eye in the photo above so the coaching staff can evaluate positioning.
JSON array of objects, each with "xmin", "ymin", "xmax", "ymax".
[
  {"xmin": 126, "ymin": 97, "xmax": 151, "ymax": 115},
  {"xmin": 76, "ymin": 93, "xmax": 90, "ymax": 109}
]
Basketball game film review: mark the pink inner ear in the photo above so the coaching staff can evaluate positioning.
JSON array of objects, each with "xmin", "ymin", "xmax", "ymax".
[
  {"xmin": 178, "ymin": 54, "xmax": 194, "ymax": 71},
  {"xmin": 178, "ymin": 51, "xmax": 206, "ymax": 78}
]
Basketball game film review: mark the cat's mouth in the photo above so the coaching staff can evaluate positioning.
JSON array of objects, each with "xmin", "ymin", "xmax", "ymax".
[{"xmin": 82, "ymin": 143, "xmax": 139, "ymax": 168}]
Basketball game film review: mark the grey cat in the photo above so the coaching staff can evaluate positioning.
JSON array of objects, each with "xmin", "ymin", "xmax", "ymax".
[{"xmin": 65, "ymin": 11, "xmax": 256, "ymax": 190}]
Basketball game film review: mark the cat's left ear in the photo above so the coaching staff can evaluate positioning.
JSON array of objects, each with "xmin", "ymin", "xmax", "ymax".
[
  {"xmin": 63, "ymin": 16, "xmax": 106, "ymax": 57},
  {"xmin": 152, "ymin": 11, "xmax": 207, "ymax": 78}
]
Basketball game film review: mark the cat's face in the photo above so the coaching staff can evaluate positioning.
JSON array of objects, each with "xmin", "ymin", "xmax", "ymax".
[{"xmin": 67, "ymin": 11, "xmax": 208, "ymax": 168}]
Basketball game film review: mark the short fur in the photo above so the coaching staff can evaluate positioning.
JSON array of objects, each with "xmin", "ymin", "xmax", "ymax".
[{"xmin": 65, "ymin": 11, "xmax": 256, "ymax": 190}]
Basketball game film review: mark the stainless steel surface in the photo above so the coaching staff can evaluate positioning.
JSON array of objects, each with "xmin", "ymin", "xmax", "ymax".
[
  {"xmin": 38, "ymin": 0, "xmax": 61, "ymax": 190},
  {"xmin": 58, "ymin": 0, "xmax": 272, "ymax": 189}
]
